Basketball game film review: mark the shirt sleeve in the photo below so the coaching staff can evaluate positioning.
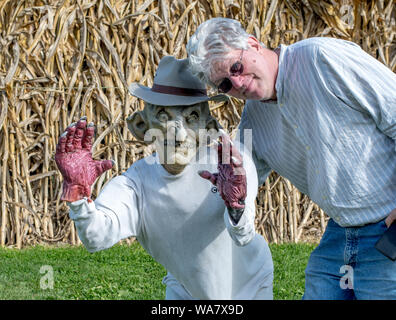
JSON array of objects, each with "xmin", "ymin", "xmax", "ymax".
[
  {"xmin": 68, "ymin": 174, "xmax": 141, "ymax": 253},
  {"xmin": 317, "ymin": 40, "xmax": 396, "ymax": 148},
  {"xmin": 251, "ymin": 148, "xmax": 271, "ymax": 186},
  {"xmin": 237, "ymin": 107, "xmax": 272, "ymax": 186},
  {"xmin": 223, "ymin": 140, "xmax": 259, "ymax": 246}
]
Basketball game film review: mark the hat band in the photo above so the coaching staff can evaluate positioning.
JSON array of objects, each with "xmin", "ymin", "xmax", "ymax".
[{"xmin": 151, "ymin": 84, "xmax": 207, "ymax": 97}]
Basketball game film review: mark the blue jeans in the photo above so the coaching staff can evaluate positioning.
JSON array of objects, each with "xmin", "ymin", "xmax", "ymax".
[{"xmin": 303, "ymin": 218, "xmax": 396, "ymax": 300}]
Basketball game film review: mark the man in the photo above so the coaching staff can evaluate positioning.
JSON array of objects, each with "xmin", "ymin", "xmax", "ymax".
[
  {"xmin": 55, "ymin": 56, "xmax": 273, "ymax": 300},
  {"xmin": 187, "ymin": 17, "xmax": 396, "ymax": 300}
]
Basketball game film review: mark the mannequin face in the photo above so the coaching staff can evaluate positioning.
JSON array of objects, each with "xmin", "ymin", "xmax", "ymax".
[{"xmin": 142, "ymin": 102, "xmax": 217, "ymax": 170}]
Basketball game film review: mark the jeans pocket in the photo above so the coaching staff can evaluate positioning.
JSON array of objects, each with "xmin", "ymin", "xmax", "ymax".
[{"xmin": 374, "ymin": 219, "xmax": 388, "ymax": 239}]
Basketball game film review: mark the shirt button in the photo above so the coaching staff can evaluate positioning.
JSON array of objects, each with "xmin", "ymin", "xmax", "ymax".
[
  {"xmin": 279, "ymin": 103, "xmax": 284, "ymax": 107},
  {"xmin": 294, "ymin": 125, "xmax": 298, "ymax": 129},
  {"xmin": 306, "ymin": 146, "xmax": 310, "ymax": 150}
]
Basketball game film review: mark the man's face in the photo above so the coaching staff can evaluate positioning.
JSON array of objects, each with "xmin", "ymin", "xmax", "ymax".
[
  {"xmin": 145, "ymin": 103, "xmax": 212, "ymax": 166},
  {"xmin": 209, "ymin": 45, "xmax": 277, "ymax": 101}
]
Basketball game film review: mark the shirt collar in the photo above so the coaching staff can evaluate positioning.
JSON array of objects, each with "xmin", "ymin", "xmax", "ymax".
[
  {"xmin": 259, "ymin": 44, "xmax": 287, "ymax": 105},
  {"xmin": 274, "ymin": 44, "xmax": 287, "ymax": 103}
]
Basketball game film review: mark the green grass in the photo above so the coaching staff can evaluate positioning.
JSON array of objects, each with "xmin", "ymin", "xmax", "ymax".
[
  {"xmin": 271, "ymin": 243, "xmax": 316, "ymax": 300},
  {"xmin": 0, "ymin": 242, "xmax": 316, "ymax": 300}
]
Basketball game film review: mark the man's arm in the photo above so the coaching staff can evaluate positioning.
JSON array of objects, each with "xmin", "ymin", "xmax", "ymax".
[
  {"xmin": 237, "ymin": 107, "xmax": 272, "ymax": 186},
  {"xmin": 317, "ymin": 40, "xmax": 396, "ymax": 226}
]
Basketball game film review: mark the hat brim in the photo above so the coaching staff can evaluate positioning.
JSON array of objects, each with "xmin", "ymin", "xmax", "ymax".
[{"xmin": 128, "ymin": 83, "xmax": 228, "ymax": 106}]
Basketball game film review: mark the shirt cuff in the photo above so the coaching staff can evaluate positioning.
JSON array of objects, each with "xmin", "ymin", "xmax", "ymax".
[
  {"xmin": 225, "ymin": 207, "xmax": 248, "ymax": 228},
  {"xmin": 68, "ymin": 197, "xmax": 95, "ymax": 220}
]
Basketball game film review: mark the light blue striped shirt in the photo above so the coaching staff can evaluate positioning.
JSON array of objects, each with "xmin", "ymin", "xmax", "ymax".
[{"xmin": 238, "ymin": 37, "xmax": 396, "ymax": 227}]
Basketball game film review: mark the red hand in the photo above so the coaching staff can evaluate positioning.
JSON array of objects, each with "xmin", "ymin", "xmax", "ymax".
[
  {"xmin": 55, "ymin": 117, "xmax": 114, "ymax": 202},
  {"xmin": 199, "ymin": 132, "xmax": 247, "ymax": 209}
]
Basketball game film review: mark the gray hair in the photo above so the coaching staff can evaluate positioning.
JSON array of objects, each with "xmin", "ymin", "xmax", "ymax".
[{"xmin": 187, "ymin": 18, "xmax": 252, "ymax": 86}]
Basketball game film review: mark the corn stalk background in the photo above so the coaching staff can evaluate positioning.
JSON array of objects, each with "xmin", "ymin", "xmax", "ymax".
[{"xmin": 0, "ymin": 0, "xmax": 395, "ymax": 248}]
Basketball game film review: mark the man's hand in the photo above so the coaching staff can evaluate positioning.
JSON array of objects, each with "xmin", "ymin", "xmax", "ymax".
[
  {"xmin": 55, "ymin": 117, "xmax": 114, "ymax": 203},
  {"xmin": 385, "ymin": 209, "xmax": 396, "ymax": 228},
  {"xmin": 198, "ymin": 132, "xmax": 247, "ymax": 223}
]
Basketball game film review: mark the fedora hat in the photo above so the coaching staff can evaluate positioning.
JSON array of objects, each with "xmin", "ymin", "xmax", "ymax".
[{"xmin": 128, "ymin": 56, "xmax": 228, "ymax": 106}]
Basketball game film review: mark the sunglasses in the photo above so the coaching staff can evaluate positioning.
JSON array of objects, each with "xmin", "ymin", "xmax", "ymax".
[{"xmin": 217, "ymin": 49, "xmax": 244, "ymax": 93}]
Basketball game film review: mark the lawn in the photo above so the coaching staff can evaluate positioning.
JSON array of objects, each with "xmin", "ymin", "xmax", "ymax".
[{"xmin": 0, "ymin": 242, "xmax": 316, "ymax": 300}]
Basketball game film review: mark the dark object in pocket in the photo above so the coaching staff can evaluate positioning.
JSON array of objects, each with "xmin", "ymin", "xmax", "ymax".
[{"xmin": 375, "ymin": 220, "xmax": 396, "ymax": 261}]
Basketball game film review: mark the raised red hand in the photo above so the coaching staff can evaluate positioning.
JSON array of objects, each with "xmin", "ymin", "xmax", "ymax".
[
  {"xmin": 199, "ymin": 131, "xmax": 247, "ymax": 210},
  {"xmin": 55, "ymin": 117, "xmax": 114, "ymax": 202}
]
